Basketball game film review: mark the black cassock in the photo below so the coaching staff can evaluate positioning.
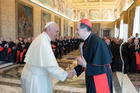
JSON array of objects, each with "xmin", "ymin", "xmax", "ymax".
[
  {"xmin": 129, "ymin": 45, "xmax": 140, "ymax": 73},
  {"xmin": 75, "ymin": 33, "xmax": 113, "ymax": 93}
]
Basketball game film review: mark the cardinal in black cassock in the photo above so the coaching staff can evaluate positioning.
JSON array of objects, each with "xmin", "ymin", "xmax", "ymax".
[
  {"xmin": 129, "ymin": 38, "xmax": 140, "ymax": 73},
  {"xmin": 69, "ymin": 19, "xmax": 113, "ymax": 93}
]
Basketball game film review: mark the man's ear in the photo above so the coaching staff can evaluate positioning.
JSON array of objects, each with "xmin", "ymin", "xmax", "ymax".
[{"xmin": 46, "ymin": 27, "xmax": 51, "ymax": 34}]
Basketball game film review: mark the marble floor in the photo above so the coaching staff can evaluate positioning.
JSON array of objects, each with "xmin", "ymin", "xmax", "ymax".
[
  {"xmin": 0, "ymin": 49, "xmax": 139, "ymax": 93},
  {"xmin": 128, "ymin": 73, "xmax": 140, "ymax": 92}
]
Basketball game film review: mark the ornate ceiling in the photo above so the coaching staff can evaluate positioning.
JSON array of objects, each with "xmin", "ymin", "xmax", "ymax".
[
  {"xmin": 65, "ymin": 0, "xmax": 134, "ymax": 20},
  {"xmin": 31, "ymin": 0, "xmax": 135, "ymax": 21},
  {"xmin": 66, "ymin": 0, "xmax": 118, "ymax": 20},
  {"xmin": 66, "ymin": 0, "xmax": 116, "ymax": 9}
]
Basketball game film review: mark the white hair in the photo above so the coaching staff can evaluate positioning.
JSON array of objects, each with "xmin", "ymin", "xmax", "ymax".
[{"xmin": 44, "ymin": 22, "xmax": 56, "ymax": 31}]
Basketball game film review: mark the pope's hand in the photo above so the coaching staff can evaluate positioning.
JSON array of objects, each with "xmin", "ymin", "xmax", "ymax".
[
  {"xmin": 67, "ymin": 70, "xmax": 76, "ymax": 79},
  {"xmin": 77, "ymin": 56, "xmax": 86, "ymax": 67}
]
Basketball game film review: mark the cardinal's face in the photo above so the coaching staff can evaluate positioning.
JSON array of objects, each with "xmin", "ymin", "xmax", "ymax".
[{"xmin": 76, "ymin": 23, "xmax": 86, "ymax": 39}]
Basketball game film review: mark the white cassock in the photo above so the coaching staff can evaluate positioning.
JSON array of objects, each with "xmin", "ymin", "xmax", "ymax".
[{"xmin": 21, "ymin": 32, "xmax": 68, "ymax": 93}]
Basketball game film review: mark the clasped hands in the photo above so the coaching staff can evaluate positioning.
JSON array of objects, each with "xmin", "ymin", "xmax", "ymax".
[{"xmin": 67, "ymin": 56, "xmax": 87, "ymax": 79}]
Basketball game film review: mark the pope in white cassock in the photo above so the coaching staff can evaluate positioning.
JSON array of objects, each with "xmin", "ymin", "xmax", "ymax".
[{"xmin": 21, "ymin": 22, "xmax": 69, "ymax": 93}]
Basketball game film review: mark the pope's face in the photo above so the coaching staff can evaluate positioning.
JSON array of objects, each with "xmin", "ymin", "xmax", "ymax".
[{"xmin": 49, "ymin": 24, "xmax": 59, "ymax": 41}]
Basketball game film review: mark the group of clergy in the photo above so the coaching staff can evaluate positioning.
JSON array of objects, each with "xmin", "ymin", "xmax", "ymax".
[
  {"xmin": 51, "ymin": 37, "xmax": 82, "ymax": 59},
  {"xmin": 0, "ymin": 34, "xmax": 140, "ymax": 74},
  {"xmin": 104, "ymin": 34, "xmax": 140, "ymax": 73},
  {"xmin": 0, "ymin": 37, "xmax": 32, "ymax": 63},
  {"xmin": 0, "ymin": 36, "xmax": 81, "ymax": 63}
]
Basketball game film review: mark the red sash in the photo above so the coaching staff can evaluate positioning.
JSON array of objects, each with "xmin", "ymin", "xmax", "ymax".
[
  {"xmin": 53, "ymin": 49, "xmax": 55, "ymax": 52},
  {"xmin": 16, "ymin": 50, "xmax": 20, "ymax": 63},
  {"xmin": 83, "ymin": 67, "xmax": 86, "ymax": 72},
  {"xmin": 20, "ymin": 49, "xmax": 27, "ymax": 63},
  {"xmin": 94, "ymin": 73, "xmax": 110, "ymax": 93},
  {"xmin": 8, "ymin": 48, "xmax": 12, "ymax": 53},
  {"xmin": 135, "ymin": 52, "xmax": 140, "ymax": 70},
  {"xmin": 52, "ymin": 45, "xmax": 56, "ymax": 52},
  {"xmin": 0, "ymin": 47, "xmax": 4, "ymax": 52},
  {"xmin": 6, "ymin": 48, "xmax": 12, "ymax": 60},
  {"xmin": 52, "ymin": 45, "xmax": 56, "ymax": 48}
]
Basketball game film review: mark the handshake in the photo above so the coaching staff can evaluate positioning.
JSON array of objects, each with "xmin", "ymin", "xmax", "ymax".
[
  {"xmin": 67, "ymin": 70, "xmax": 76, "ymax": 79},
  {"xmin": 67, "ymin": 56, "xmax": 87, "ymax": 79}
]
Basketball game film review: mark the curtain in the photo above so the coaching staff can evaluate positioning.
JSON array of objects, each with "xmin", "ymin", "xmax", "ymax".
[
  {"xmin": 114, "ymin": 24, "xmax": 119, "ymax": 38},
  {"xmin": 123, "ymin": 24, "xmax": 128, "ymax": 42},
  {"xmin": 128, "ymin": 7, "xmax": 136, "ymax": 37},
  {"xmin": 119, "ymin": 19, "xmax": 124, "ymax": 39},
  {"xmin": 133, "ymin": 6, "xmax": 140, "ymax": 37},
  {"xmin": 119, "ymin": 20, "xmax": 128, "ymax": 41}
]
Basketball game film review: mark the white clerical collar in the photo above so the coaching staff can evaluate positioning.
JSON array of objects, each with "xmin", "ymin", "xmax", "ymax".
[
  {"xmin": 42, "ymin": 32, "xmax": 51, "ymax": 42},
  {"xmin": 84, "ymin": 32, "xmax": 91, "ymax": 41}
]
